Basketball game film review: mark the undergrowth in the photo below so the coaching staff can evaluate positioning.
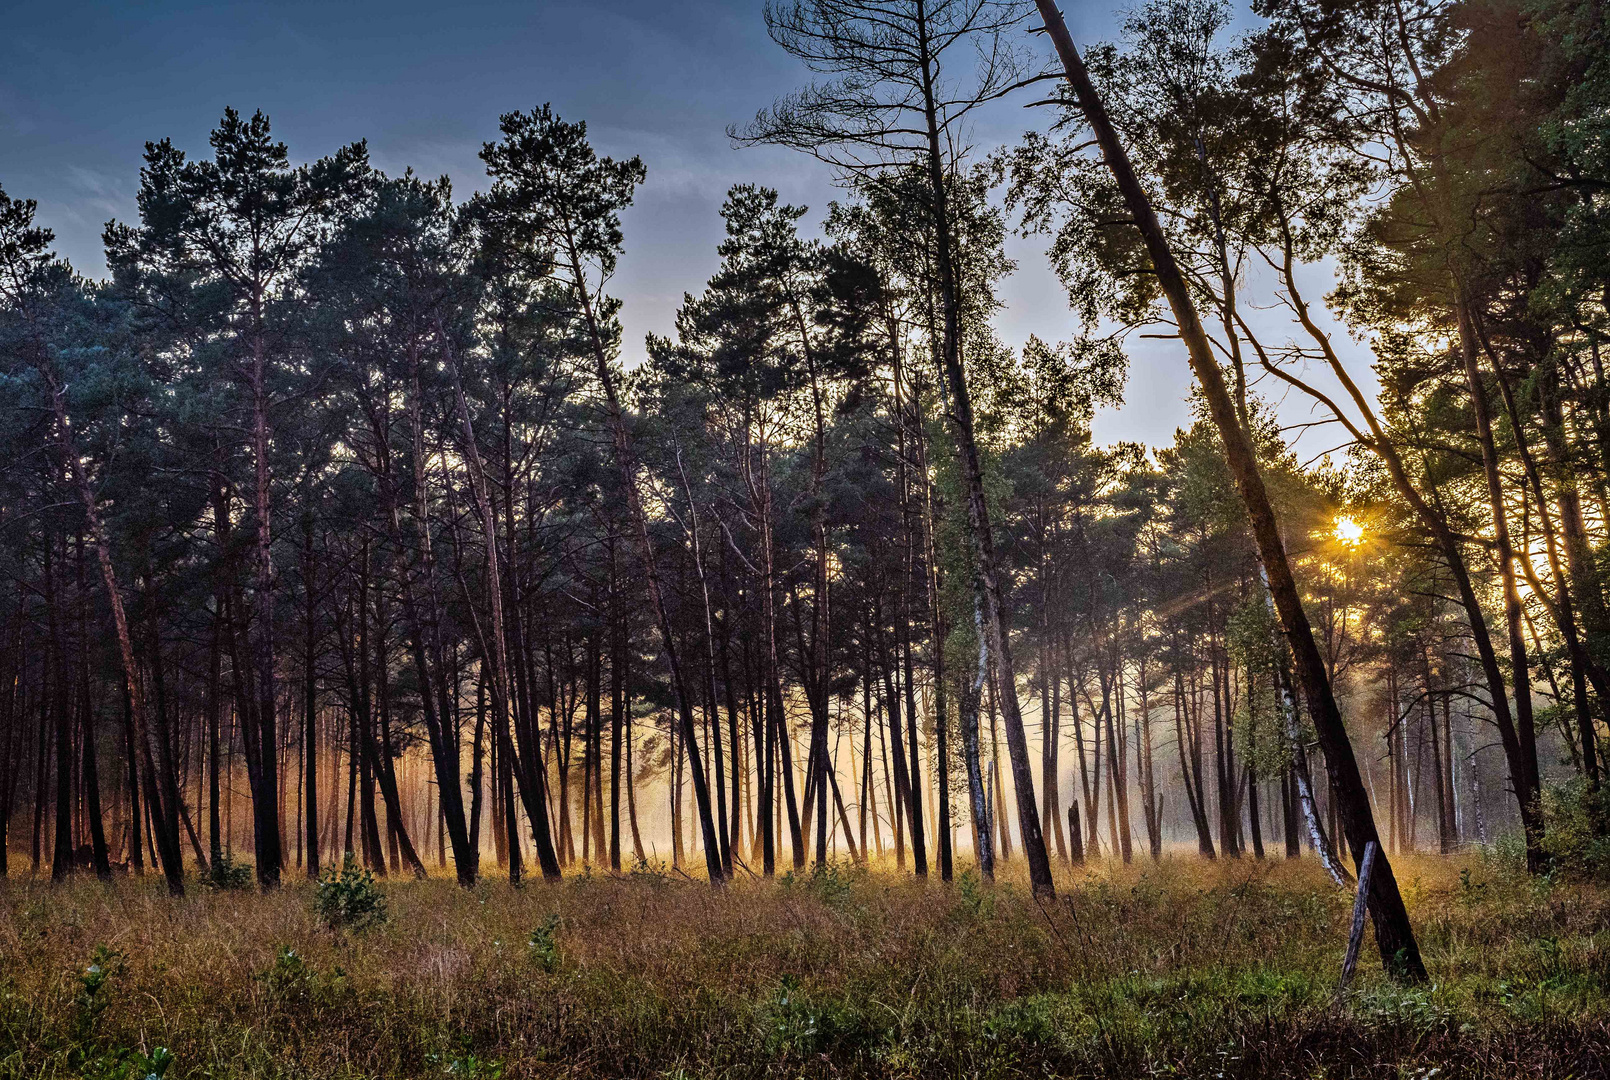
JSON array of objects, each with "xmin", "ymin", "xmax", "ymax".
[{"xmin": 0, "ymin": 854, "xmax": 1606, "ymax": 1078}]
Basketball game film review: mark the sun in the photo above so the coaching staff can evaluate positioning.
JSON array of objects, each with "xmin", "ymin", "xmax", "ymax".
[{"xmin": 1334, "ymin": 515, "xmax": 1365, "ymax": 546}]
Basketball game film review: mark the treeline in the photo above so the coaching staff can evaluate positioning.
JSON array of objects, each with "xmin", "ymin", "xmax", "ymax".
[{"xmin": 0, "ymin": 0, "xmax": 1606, "ymax": 960}]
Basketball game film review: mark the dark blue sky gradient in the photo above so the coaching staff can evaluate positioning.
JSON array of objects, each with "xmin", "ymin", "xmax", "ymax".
[{"xmin": 4, "ymin": 1, "xmax": 1363, "ymax": 448}]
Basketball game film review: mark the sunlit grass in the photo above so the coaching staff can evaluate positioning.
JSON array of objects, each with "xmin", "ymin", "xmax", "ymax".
[{"xmin": 1, "ymin": 854, "xmax": 1605, "ymax": 1077}]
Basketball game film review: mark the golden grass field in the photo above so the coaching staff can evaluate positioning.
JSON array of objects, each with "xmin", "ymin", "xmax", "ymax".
[{"xmin": 1, "ymin": 853, "xmax": 1607, "ymax": 1078}]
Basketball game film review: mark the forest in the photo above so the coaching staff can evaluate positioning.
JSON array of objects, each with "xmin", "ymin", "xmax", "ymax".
[{"xmin": 2, "ymin": 0, "xmax": 1609, "ymax": 1076}]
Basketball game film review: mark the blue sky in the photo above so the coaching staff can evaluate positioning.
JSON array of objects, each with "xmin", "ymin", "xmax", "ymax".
[{"xmin": 1, "ymin": 0, "xmax": 1373, "ymax": 453}]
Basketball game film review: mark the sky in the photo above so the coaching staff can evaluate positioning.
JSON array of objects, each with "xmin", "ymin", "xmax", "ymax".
[{"xmin": 0, "ymin": 0, "xmax": 1376, "ymax": 454}]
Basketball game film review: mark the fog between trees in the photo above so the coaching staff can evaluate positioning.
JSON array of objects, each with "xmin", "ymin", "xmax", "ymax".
[{"xmin": 2, "ymin": 0, "xmax": 1608, "ymax": 984}]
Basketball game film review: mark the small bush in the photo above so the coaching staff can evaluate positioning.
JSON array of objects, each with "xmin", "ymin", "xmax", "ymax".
[
  {"xmin": 957, "ymin": 868, "xmax": 996, "ymax": 918},
  {"xmin": 629, "ymin": 855, "xmax": 671, "ymax": 882},
  {"xmin": 255, "ymin": 945, "xmax": 349, "ymax": 1009},
  {"xmin": 315, "ymin": 855, "xmax": 388, "ymax": 932},
  {"xmin": 527, "ymin": 913, "xmax": 562, "ymax": 972},
  {"xmin": 72, "ymin": 945, "xmax": 124, "ymax": 1044},
  {"xmin": 1540, "ymin": 780, "xmax": 1610, "ymax": 881},
  {"xmin": 81, "ymin": 1045, "xmax": 173, "ymax": 1080},
  {"xmin": 781, "ymin": 861, "xmax": 862, "ymax": 910},
  {"xmin": 69, "ymin": 946, "xmax": 175, "ymax": 1080},
  {"xmin": 205, "ymin": 853, "xmax": 254, "ymax": 890},
  {"xmin": 257, "ymin": 945, "xmax": 314, "ymax": 998},
  {"xmin": 761, "ymin": 974, "xmax": 876, "ymax": 1058}
]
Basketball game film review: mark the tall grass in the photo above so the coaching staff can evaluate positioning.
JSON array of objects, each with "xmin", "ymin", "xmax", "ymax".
[{"xmin": 1, "ymin": 855, "xmax": 1605, "ymax": 1077}]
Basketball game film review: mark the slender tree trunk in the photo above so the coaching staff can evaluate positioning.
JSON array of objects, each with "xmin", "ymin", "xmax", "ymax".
[
  {"xmin": 47, "ymin": 538, "xmax": 74, "ymax": 882},
  {"xmin": 248, "ymin": 315, "xmax": 283, "ymax": 890},
  {"xmin": 1036, "ymin": 3, "xmax": 1424, "ymax": 978},
  {"xmin": 557, "ymin": 242, "xmax": 724, "ymax": 884},
  {"xmin": 370, "ymin": 593, "xmax": 426, "ymax": 879},
  {"xmin": 1138, "ymin": 648, "xmax": 1161, "ymax": 859},
  {"xmin": 441, "ymin": 326, "xmax": 560, "ymax": 881},
  {"xmin": 75, "ymin": 535, "xmax": 110, "ymax": 880},
  {"xmin": 1172, "ymin": 660, "xmax": 1215, "ymax": 857},
  {"xmin": 464, "ymin": 671, "xmax": 483, "ymax": 861},
  {"xmin": 914, "ymin": 0, "xmax": 1051, "ymax": 896},
  {"xmin": 354, "ymin": 551, "xmax": 385, "ymax": 874},
  {"xmin": 44, "ymin": 375, "xmax": 182, "ymax": 894},
  {"xmin": 1455, "ymin": 302, "xmax": 1543, "ymax": 870},
  {"xmin": 610, "ymin": 540, "xmax": 626, "ymax": 873},
  {"xmin": 301, "ymin": 517, "xmax": 320, "ymax": 879}
]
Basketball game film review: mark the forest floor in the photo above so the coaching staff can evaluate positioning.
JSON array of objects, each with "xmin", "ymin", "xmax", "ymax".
[{"xmin": 0, "ymin": 852, "xmax": 1606, "ymax": 1079}]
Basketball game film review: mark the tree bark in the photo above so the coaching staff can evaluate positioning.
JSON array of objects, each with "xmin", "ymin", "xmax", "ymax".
[
  {"xmin": 441, "ymin": 326, "xmax": 561, "ymax": 881},
  {"xmin": 44, "ymin": 375, "xmax": 183, "ymax": 894},
  {"xmin": 915, "ymin": 0, "xmax": 1053, "ymax": 897},
  {"xmin": 1036, "ymin": 0, "xmax": 1425, "ymax": 979}
]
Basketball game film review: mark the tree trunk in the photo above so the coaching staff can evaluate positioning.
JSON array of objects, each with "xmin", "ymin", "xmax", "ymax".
[
  {"xmin": 248, "ymin": 325, "xmax": 283, "ymax": 891},
  {"xmin": 1036, "ymin": 1, "xmax": 1425, "ymax": 979},
  {"xmin": 75, "ymin": 534, "xmax": 110, "ymax": 880},
  {"xmin": 915, "ymin": 0, "xmax": 1052, "ymax": 897},
  {"xmin": 1173, "ymin": 658, "xmax": 1215, "ymax": 857},
  {"xmin": 558, "ymin": 241, "xmax": 724, "ymax": 884},
  {"xmin": 441, "ymin": 326, "xmax": 561, "ymax": 881},
  {"xmin": 1455, "ymin": 302, "xmax": 1543, "ymax": 870},
  {"xmin": 47, "ymin": 537, "xmax": 74, "ymax": 882},
  {"xmin": 44, "ymin": 375, "xmax": 182, "ymax": 894}
]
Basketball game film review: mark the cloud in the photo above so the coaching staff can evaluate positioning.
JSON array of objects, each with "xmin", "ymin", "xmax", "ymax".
[{"xmin": 64, "ymin": 164, "xmax": 131, "ymax": 221}]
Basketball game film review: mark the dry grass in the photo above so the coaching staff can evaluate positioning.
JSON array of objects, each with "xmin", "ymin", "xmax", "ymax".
[{"xmin": 1, "ymin": 853, "xmax": 1607, "ymax": 1078}]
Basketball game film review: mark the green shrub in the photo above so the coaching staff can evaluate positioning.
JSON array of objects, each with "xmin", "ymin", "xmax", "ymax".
[
  {"xmin": 314, "ymin": 855, "xmax": 388, "ymax": 932},
  {"xmin": 1539, "ymin": 780, "xmax": 1610, "ymax": 881},
  {"xmin": 527, "ymin": 913, "xmax": 562, "ymax": 972},
  {"xmin": 205, "ymin": 853, "xmax": 254, "ymax": 890},
  {"xmin": 257, "ymin": 945, "xmax": 314, "ymax": 998},
  {"xmin": 426, "ymin": 1050, "xmax": 504, "ymax": 1078},
  {"xmin": 69, "ymin": 946, "xmax": 174, "ymax": 1080},
  {"xmin": 761, "ymin": 975, "xmax": 876, "ymax": 1058},
  {"xmin": 956, "ymin": 868, "xmax": 996, "ymax": 918},
  {"xmin": 81, "ymin": 1045, "xmax": 173, "ymax": 1080},
  {"xmin": 629, "ymin": 854, "xmax": 672, "ymax": 883},
  {"xmin": 781, "ymin": 861, "xmax": 862, "ymax": 910},
  {"xmin": 72, "ymin": 945, "xmax": 124, "ymax": 1044},
  {"xmin": 255, "ymin": 945, "xmax": 350, "ymax": 1009}
]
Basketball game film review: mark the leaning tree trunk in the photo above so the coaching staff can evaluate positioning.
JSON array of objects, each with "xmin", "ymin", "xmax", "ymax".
[
  {"xmin": 1455, "ymin": 301, "xmax": 1543, "ymax": 870},
  {"xmin": 1036, "ymin": 0, "xmax": 1426, "ymax": 981},
  {"xmin": 45, "ymin": 376, "xmax": 183, "ymax": 895},
  {"xmin": 1265, "ymin": 240, "xmax": 1541, "ymax": 864}
]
